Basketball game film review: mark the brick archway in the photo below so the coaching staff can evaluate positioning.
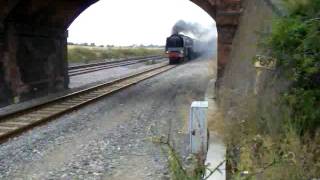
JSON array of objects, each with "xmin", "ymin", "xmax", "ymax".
[{"xmin": 0, "ymin": 0, "xmax": 241, "ymax": 106}]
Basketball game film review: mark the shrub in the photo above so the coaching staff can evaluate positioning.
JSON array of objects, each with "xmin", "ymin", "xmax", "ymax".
[{"xmin": 266, "ymin": 0, "xmax": 320, "ymax": 135}]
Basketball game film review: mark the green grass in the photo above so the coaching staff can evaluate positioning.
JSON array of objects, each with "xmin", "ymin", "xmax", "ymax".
[
  {"xmin": 264, "ymin": 0, "xmax": 320, "ymax": 136},
  {"xmin": 67, "ymin": 45, "xmax": 164, "ymax": 64},
  {"xmin": 150, "ymin": 135, "xmax": 217, "ymax": 180}
]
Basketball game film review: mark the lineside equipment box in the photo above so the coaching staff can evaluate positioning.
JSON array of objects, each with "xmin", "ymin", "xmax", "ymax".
[{"xmin": 189, "ymin": 101, "xmax": 208, "ymax": 157}]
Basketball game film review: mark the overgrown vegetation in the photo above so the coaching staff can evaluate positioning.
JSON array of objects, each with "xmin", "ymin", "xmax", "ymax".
[
  {"xmin": 220, "ymin": 0, "xmax": 320, "ymax": 179},
  {"xmin": 150, "ymin": 135, "xmax": 203, "ymax": 180},
  {"xmin": 67, "ymin": 45, "xmax": 164, "ymax": 64},
  {"xmin": 266, "ymin": 0, "xmax": 320, "ymax": 136},
  {"xmin": 151, "ymin": 135, "xmax": 222, "ymax": 180}
]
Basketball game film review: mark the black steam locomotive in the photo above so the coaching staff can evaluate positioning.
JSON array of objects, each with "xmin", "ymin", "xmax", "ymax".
[{"xmin": 165, "ymin": 34, "xmax": 196, "ymax": 64}]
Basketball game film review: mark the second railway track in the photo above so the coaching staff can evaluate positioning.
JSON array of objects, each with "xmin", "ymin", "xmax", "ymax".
[
  {"xmin": 0, "ymin": 62, "xmax": 176, "ymax": 143},
  {"xmin": 68, "ymin": 55, "xmax": 165, "ymax": 76}
]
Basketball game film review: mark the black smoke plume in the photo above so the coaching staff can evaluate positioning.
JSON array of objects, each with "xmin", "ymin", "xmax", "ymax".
[{"xmin": 171, "ymin": 20, "xmax": 217, "ymax": 58}]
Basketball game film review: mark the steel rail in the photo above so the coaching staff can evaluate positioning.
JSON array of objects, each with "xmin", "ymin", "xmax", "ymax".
[
  {"xmin": 0, "ymin": 63, "xmax": 176, "ymax": 143},
  {"xmin": 68, "ymin": 56, "xmax": 164, "ymax": 76}
]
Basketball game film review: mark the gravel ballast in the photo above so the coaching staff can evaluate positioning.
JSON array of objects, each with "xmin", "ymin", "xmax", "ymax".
[{"xmin": 0, "ymin": 58, "xmax": 214, "ymax": 179}]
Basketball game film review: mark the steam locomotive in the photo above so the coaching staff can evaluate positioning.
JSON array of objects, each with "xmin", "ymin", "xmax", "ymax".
[{"xmin": 165, "ymin": 34, "xmax": 196, "ymax": 64}]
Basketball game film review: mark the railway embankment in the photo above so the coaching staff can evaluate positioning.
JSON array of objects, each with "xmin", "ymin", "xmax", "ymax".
[{"xmin": 215, "ymin": 0, "xmax": 319, "ymax": 179}]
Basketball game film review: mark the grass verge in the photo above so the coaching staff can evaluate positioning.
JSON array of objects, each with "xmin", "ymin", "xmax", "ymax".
[
  {"xmin": 68, "ymin": 45, "xmax": 164, "ymax": 64},
  {"xmin": 150, "ymin": 135, "xmax": 223, "ymax": 180}
]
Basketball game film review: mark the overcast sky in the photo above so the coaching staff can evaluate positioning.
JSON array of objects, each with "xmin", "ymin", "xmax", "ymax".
[{"xmin": 68, "ymin": 0, "xmax": 217, "ymax": 46}]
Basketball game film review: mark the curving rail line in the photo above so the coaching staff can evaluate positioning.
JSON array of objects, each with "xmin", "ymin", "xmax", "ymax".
[
  {"xmin": 0, "ymin": 62, "xmax": 176, "ymax": 143},
  {"xmin": 68, "ymin": 55, "xmax": 165, "ymax": 76}
]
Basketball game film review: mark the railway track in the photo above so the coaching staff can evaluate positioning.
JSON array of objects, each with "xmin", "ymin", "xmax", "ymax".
[
  {"xmin": 0, "ymin": 63, "xmax": 176, "ymax": 143},
  {"xmin": 68, "ymin": 55, "xmax": 164, "ymax": 76}
]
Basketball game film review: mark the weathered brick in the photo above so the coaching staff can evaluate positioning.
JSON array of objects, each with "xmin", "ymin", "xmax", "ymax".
[{"xmin": 0, "ymin": 0, "xmax": 243, "ymax": 105}]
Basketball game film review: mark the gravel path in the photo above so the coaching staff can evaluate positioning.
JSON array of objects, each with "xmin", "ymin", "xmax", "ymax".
[{"xmin": 0, "ymin": 58, "xmax": 213, "ymax": 180}]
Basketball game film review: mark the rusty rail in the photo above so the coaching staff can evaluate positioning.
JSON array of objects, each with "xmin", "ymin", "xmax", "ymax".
[
  {"xmin": 68, "ymin": 55, "xmax": 165, "ymax": 76},
  {"xmin": 0, "ymin": 62, "xmax": 176, "ymax": 143}
]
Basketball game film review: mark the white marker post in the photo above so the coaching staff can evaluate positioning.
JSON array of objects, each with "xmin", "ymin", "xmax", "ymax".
[{"xmin": 189, "ymin": 101, "xmax": 208, "ymax": 160}]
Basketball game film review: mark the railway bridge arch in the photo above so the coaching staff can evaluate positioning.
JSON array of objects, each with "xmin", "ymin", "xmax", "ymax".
[{"xmin": 0, "ymin": 0, "xmax": 241, "ymax": 106}]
